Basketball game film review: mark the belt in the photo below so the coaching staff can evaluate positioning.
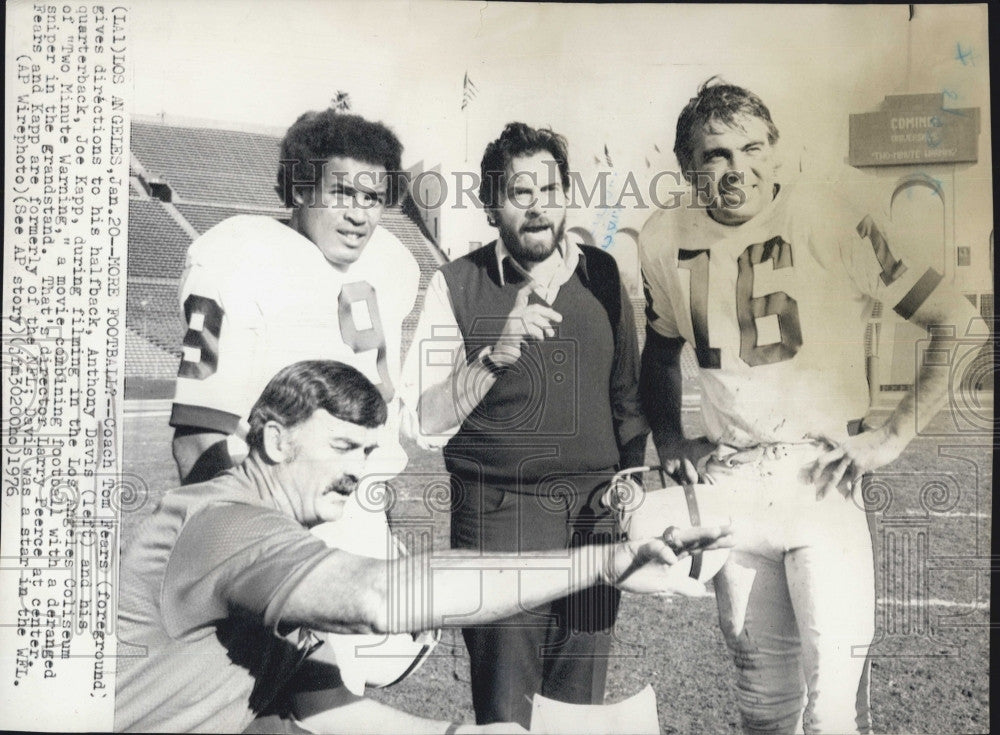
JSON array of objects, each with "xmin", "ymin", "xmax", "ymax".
[
  {"xmin": 710, "ymin": 441, "xmax": 824, "ymax": 469},
  {"xmin": 681, "ymin": 482, "xmax": 703, "ymax": 581},
  {"xmin": 711, "ymin": 418, "xmax": 868, "ymax": 468}
]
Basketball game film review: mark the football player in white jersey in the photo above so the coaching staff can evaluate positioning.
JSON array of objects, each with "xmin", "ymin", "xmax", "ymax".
[
  {"xmin": 639, "ymin": 79, "xmax": 985, "ymax": 734},
  {"xmin": 170, "ymin": 111, "xmax": 418, "ymax": 487}
]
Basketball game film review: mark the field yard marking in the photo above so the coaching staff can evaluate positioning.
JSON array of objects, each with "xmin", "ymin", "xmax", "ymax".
[
  {"xmin": 124, "ymin": 399, "xmax": 173, "ymax": 417},
  {"xmin": 875, "ymin": 511, "xmax": 992, "ymax": 519},
  {"xmin": 876, "ymin": 598, "xmax": 988, "ymax": 610},
  {"xmin": 652, "ymin": 593, "xmax": 988, "ymax": 611}
]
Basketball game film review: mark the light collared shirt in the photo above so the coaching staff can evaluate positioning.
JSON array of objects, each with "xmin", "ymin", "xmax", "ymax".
[{"xmin": 493, "ymin": 234, "xmax": 580, "ymax": 303}]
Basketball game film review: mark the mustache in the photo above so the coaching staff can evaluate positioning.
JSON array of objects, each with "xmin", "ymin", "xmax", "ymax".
[{"xmin": 324, "ymin": 476, "xmax": 358, "ymax": 497}]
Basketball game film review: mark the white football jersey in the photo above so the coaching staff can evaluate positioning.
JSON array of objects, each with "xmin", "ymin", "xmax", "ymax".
[
  {"xmin": 640, "ymin": 181, "xmax": 942, "ymax": 447},
  {"xmin": 170, "ymin": 215, "xmax": 420, "ymax": 473}
]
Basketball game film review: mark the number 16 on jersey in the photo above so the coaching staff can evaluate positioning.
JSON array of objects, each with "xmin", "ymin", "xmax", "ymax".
[{"xmin": 677, "ymin": 238, "xmax": 803, "ymax": 370}]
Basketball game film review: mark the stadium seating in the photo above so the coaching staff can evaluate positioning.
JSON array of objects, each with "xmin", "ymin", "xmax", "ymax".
[
  {"xmin": 125, "ymin": 325, "xmax": 182, "ymax": 379},
  {"xmin": 131, "ymin": 123, "xmax": 280, "ymax": 207},
  {"xmin": 126, "ymin": 280, "xmax": 186, "ymax": 356},
  {"xmin": 127, "ymin": 200, "xmax": 193, "ymax": 280},
  {"xmin": 127, "ymin": 120, "xmax": 447, "ymax": 398}
]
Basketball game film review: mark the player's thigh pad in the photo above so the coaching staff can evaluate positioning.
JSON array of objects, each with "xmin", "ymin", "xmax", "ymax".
[{"xmin": 703, "ymin": 443, "xmax": 870, "ymax": 555}]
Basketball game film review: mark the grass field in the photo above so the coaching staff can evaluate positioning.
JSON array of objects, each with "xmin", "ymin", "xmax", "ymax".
[{"xmin": 120, "ymin": 402, "xmax": 991, "ymax": 734}]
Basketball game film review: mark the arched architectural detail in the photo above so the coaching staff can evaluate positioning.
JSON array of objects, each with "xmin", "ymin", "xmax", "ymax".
[
  {"xmin": 888, "ymin": 171, "xmax": 946, "ymax": 277},
  {"xmin": 889, "ymin": 172, "xmax": 945, "ymax": 211}
]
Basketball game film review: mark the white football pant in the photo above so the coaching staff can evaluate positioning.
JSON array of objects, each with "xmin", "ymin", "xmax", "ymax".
[{"xmin": 705, "ymin": 443, "xmax": 875, "ymax": 735}]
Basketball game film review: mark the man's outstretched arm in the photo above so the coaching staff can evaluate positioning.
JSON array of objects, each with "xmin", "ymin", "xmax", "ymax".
[{"xmin": 282, "ymin": 529, "xmax": 731, "ymax": 636}]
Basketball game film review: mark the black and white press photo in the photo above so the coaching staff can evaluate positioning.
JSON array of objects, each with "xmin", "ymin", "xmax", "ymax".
[{"xmin": 2, "ymin": 2, "xmax": 992, "ymax": 733}]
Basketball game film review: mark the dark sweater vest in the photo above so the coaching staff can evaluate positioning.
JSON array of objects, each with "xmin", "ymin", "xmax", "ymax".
[{"xmin": 440, "ymin": 243, "xmax": 622, "ymax": 486}]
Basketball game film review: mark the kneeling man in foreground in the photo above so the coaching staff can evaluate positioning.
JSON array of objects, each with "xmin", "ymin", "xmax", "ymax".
[{"xmin": 115, "ymin": 360, "xmax": 731, "ymax": 733}]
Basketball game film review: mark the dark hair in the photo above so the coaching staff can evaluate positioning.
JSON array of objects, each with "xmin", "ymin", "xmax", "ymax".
[
  {"xmin": 246, "ymin": 360, "xmax": 387, "ymax": 453},
  {"xmin": 276, "ymin": 111, "xmax": 406, "ymax": 207},
  {"xmin": 478, "ymin": 122, "xmax": 570, "ymax": 210},
  {"xmin": 673, "ymin": 77, "xmax": 780, "ymax": 176}
]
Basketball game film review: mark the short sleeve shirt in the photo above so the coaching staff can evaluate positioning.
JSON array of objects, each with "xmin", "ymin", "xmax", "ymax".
[{"xmin": 114, "ymin": 458, "xmax": 334, "ymax": 733}]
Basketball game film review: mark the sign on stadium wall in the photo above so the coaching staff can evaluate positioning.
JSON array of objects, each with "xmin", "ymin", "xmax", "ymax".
[{"xmin": 849, "ymin": 93, "xmax": 980, "ymax": 167}]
